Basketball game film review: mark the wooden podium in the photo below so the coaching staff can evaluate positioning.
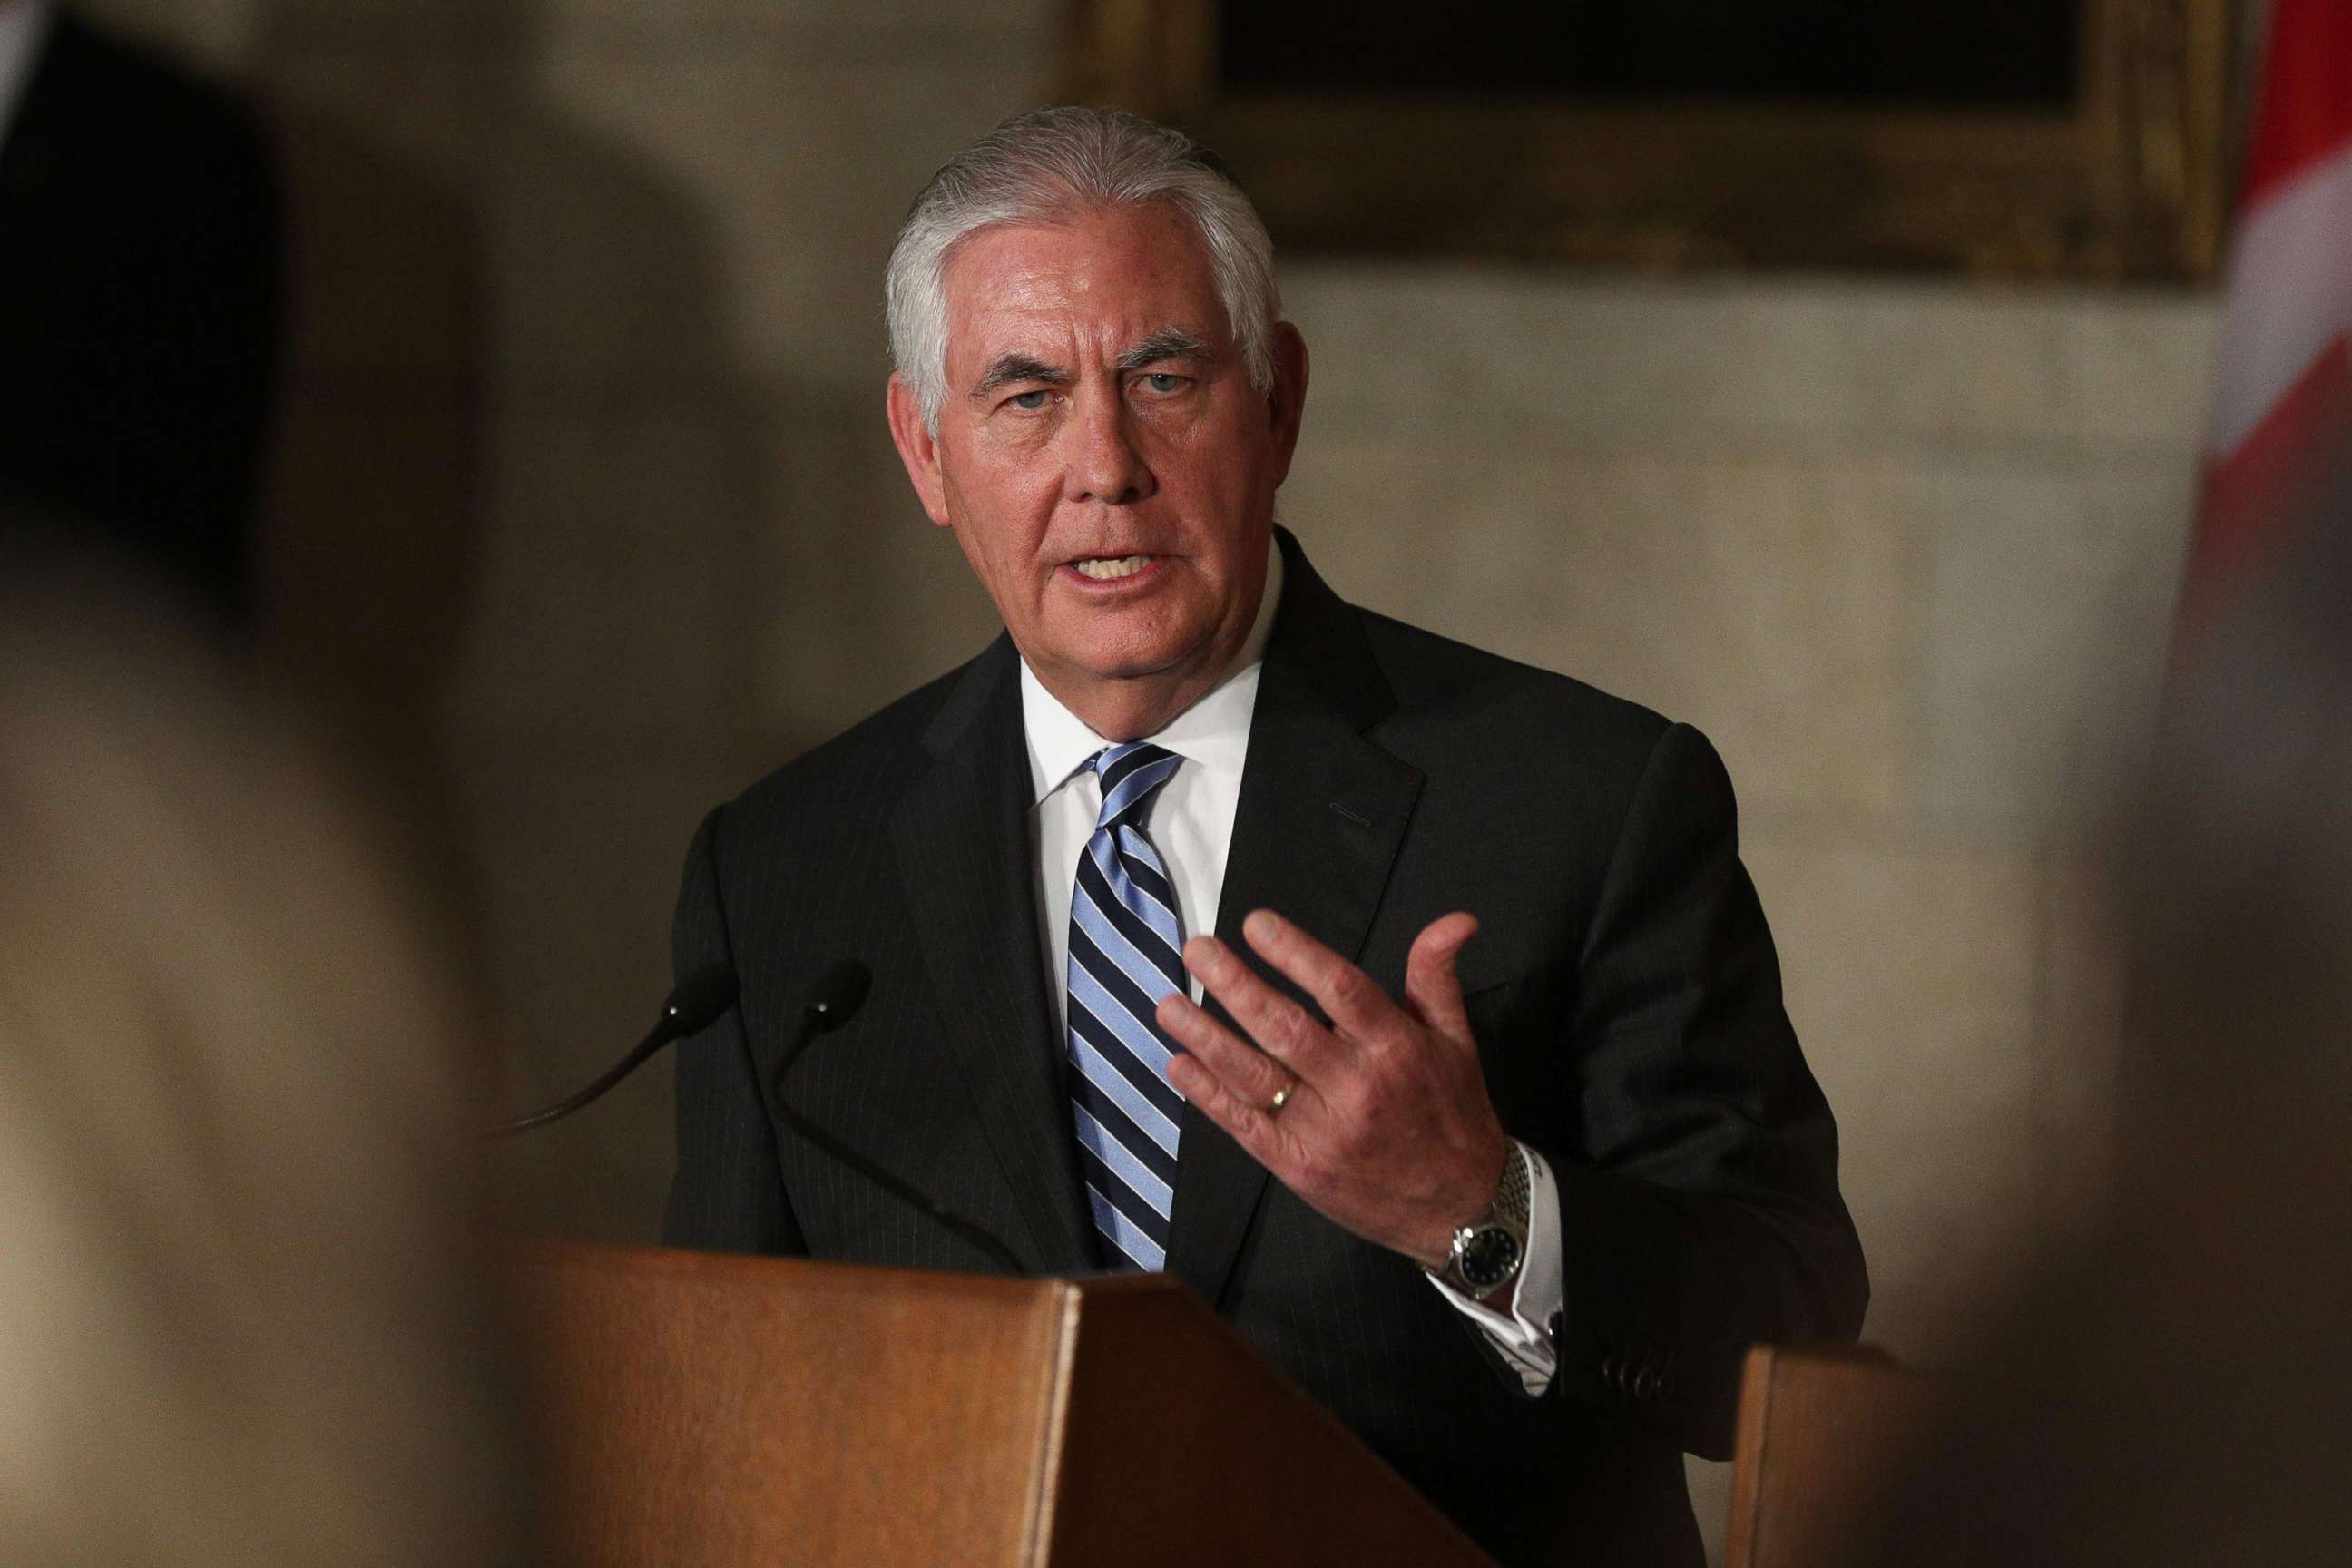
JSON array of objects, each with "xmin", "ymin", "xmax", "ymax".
[{"xmin": 514, "ymin": 1242, "xmax": 1494, "ymax": 1567}]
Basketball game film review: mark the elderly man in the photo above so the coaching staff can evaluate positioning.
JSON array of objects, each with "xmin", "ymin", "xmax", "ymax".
[{"xmin": 665, "ymin": 107, "xmax": 1865, "ymax": 1566}]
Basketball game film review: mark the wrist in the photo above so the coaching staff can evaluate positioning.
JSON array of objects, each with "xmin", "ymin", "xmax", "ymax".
[
  {"xmin": 1426, "ymin": 1140, "xmax": 1532, "ymax": 1297},
  {"xmin": 1408, "ymin": 1135, "xmax": 1514, "ymax": 1266}
]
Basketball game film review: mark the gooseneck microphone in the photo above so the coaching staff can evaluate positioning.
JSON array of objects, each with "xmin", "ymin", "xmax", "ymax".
[
  {"xmin": 486, "ymin": 962, "xmax": 740, "ymax": 1137},
  {"xmin": 789, "ymin": 957, "xmax": 872, "ymax": 1044},
  {"xmin": 769, "ymin": 964, "xmax": 1026, "ymax": 1275},
  {"xmin": 489, "ymin": 957, "xmax": 1024, "ymax": 1275}
]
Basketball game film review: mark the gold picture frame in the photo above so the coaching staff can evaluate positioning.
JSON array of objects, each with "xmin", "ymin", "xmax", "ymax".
[{"xmin": 1065, "ymin": 0, "xmax": 2240, "ymax": 280}]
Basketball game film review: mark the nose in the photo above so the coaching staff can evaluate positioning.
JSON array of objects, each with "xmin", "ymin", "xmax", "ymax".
[{"xmin": 1061, "ymin": 385, "xmax": 1155, "ymax": 506}]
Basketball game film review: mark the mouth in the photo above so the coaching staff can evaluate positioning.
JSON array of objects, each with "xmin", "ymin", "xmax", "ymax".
[{"xmin": 1062, "ymin": 554, "xmax": 1161, "ymax": 584}]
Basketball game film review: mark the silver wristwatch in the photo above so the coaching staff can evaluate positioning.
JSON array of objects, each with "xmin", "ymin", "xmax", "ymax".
[{"xmin": 1431, "ymin": 1141, "xmax": 1532, "ymax": 1297}]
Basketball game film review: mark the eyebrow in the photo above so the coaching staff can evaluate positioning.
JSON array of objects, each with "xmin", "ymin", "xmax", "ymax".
[
  {"xmin": 969, "ymin": 329, "xmax": 1216, "ymax": 400},
  {"xmin": 1115, "ymin": 328, "xmax": 1212, "ymax": 372},
  {"xmin": 972, "ymin": 354, "xmax": 1067, "ymax": 398}
]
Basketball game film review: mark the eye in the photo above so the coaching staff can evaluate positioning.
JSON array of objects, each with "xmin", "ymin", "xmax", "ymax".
[
  {"xmin": 1138, "ymin": 372, "xmax": 1187, "ymax": 395},
  {"xmin": 1006, "ymin": 389, "xmax": 1052, "ymax": 411}
]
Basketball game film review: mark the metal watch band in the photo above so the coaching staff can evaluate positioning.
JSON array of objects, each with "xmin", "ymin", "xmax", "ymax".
[
  {"xmin": 1493, "ymin": 1138, "xmax": 1532, "ymax": 1231},
  {"xmin": 1432, "ymin": 1141, "xmax": 1532, "ymax": 1296}
]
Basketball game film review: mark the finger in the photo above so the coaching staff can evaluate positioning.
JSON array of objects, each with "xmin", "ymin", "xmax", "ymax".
[
  {"xmin": 1162, "ymin": 1033, "xmax": 1289, "ymax": 1165},
  {"xmin": 1181, "ymin": 933, "xmax": 1346, "ymax": 1078},
  {"xmin": 1403, "ymin": 911, "xmax": 1480, "ymax": 1044},
  {"xmin": 1239, "ymin": 909, "xmax": 1403, "ymax": 1044},
  {"xmin": 1156, "ymin": 991, "xmax": 1298, "ymax": 1109}
]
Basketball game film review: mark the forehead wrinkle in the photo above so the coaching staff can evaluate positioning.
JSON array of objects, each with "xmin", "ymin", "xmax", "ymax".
[{"xmin": 944, "ymin": 212, "xmax": 1232, "ymax": 400}]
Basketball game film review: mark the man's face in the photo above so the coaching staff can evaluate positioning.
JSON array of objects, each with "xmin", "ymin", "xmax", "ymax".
[{"xmin": 887, "ymin": 201, "xmax": 1308, "ymax": 736}]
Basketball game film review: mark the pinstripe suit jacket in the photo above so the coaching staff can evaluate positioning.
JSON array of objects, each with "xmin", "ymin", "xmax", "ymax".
[{"xmin": 664, "ymin": 530, "xmax": 1867, "ymax": 1566}]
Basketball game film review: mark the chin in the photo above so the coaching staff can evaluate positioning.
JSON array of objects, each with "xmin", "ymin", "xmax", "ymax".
[
  {"xmin": 1072, "ymin": 647, "xmax": 1196, "ymax": 684},
  {"xmin": 1053, "ymin": 615, "xmax": 1210, "ymax": 679}
]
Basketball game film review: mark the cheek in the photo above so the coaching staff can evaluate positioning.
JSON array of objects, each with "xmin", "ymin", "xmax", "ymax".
[
  {"xmin": 978, "ymin": 411, "xmax": 1061, "ymax": 457},
  {"xmin": 974, "ymin": 434, "xmax": 1063, "ymax": 498},
  {"xmin": 1152, "ymin": 404, "xmax": 1272, "ymax": 505},
  {"xmin": 1163, "ymin": 446, "xmax": 1269, "ymax": 547},
  {"xmin": 945, "ymin": 456, "xmax": 1049, "ymax": 544}
]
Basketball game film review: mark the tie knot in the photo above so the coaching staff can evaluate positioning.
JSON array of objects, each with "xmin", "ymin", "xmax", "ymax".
[{"xmin": 1090, "ymin": 741, "xmax": 1181, "ymax": 833}]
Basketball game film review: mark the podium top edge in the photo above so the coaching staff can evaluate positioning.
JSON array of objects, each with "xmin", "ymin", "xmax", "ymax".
[{"xmin": 508, "ymin": 1239, "xmax": 1203, "ymax": 1309}]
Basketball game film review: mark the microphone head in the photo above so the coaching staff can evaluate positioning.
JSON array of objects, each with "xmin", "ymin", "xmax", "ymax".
[
  {"xmin": 804, "ymin": 958, "xmax": 870, "ymax": 1032},
  {"xmin": 663, "ymin": 962, "xmax": 740, "ymax": 1035}
]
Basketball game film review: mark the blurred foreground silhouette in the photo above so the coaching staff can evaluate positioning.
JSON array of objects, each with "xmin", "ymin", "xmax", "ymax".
[
  {"xmin": 0, "ymin": 3, "xmax": 280, "ymax": 629},
  {"xmin": 1835, "ymin": 494, "xmax": 2352, "ymax": 1564},
  {"xmin": 0, "ymin": 533, "xmax": 528, "ymax": 1568}
]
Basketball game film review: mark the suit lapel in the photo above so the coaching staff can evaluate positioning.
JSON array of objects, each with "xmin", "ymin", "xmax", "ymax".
[
  {"xmin": 1166, "ymin": 533, "xmax": 1425, "ymax": 1307},
  {"xmin": 888, "ymin": 639, "xmax": 1093, "ymax": 1274}
]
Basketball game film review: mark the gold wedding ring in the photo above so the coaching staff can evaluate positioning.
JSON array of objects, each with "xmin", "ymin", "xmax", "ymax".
[{"xmin": 1264, "ymin": 1078, "xmax": 1296, "ymax": 1117}]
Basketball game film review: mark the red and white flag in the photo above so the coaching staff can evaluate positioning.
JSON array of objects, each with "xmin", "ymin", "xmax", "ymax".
[{"xmin": 2188, "ymin": 0, "xmax": 2352, "ymax": 632}]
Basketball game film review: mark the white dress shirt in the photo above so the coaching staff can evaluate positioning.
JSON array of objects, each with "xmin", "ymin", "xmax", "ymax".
[
  {"xmin": 0, "ymin": 2, "xmax": 54, "ymax": 149},
  {"xmin": 1017, "ymin": 543, "xmax": 1564, "ymax": 1392}
]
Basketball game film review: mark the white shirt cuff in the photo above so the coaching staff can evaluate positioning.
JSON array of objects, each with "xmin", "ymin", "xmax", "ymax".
[{"xmin": 1422, "ymin": 1141, "xmax": 1562, "ymax": 1396}]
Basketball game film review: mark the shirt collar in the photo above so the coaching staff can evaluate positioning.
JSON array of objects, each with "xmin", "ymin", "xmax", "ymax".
[{"xmin": 1019, "ymin": 539, "xmax": 1284, "ymax": 806}]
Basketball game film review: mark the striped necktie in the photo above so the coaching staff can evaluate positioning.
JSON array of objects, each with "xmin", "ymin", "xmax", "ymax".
[{"xmin": 1066, "ymin": 740, "xmax": 1188, "ymax": 1272}]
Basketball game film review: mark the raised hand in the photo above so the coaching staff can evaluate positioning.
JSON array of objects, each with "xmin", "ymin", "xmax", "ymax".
[{"xmin": 1158, "ymin": 908, "xmax": 1509, "ymax": 1267}]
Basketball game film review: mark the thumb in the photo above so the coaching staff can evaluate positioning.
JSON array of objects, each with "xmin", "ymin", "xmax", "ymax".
[{"xmin": 1403, "ymin": 911, "xmax": 1480, "ymax": 1045}]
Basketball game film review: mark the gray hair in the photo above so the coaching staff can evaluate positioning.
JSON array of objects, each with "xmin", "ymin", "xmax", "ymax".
[{"xmin": 885, "ymin": 106, "xmax": 1281, "ymax": 434}]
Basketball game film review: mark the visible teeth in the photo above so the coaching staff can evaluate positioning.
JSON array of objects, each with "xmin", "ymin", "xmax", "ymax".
[{"xmin": 1073, "ymin": 554, "xmax": 1152, "ymax": 581}]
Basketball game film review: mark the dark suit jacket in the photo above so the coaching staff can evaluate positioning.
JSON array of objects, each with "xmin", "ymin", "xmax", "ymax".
[
  {"xmin": 0, "ymin": 6, "xmax": 279, "ymax": 623},
  {"xmin": 665, "ymin": 531, "xmax": 1867, "ymax": 1566}
]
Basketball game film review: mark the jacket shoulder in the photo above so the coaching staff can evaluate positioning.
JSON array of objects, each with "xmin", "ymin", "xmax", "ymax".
[
  {"xmin": 720, "ymin": 652, "xmax": 983, "ymax": 838},
  {"xmin": 1357, "ymin": 609, "xmax": 1675, "ymax": 769}
]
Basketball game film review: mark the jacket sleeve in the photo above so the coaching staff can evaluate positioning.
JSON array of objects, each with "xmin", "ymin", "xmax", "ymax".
[
  {"xmin": 1538, "ymin": 722, "xmax": 1867, "ymax": 1457},
  {"xmin": 661, "ymin": 805, "xmax": 808, "ymax": 1256}
]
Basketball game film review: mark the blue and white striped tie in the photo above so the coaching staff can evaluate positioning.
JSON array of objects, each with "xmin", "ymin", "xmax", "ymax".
[{"xmin": 1066, "ymin": 740, "xmax": 1188, "ymax": 1272}]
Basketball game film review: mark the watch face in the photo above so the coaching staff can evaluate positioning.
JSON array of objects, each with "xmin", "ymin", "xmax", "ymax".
[{"xmin": 1459, "ymin": 1226, "xmax": 1524, "ymax": 1291}]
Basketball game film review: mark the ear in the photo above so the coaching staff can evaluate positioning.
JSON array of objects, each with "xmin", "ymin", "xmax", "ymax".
[
  {"xmin": 1264, "ymin": 322, "xmax": 1310, "ymax": 489},
  {"xmin": 886, "ymin": 373, "xmax": 953, "ymax": 528}
]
